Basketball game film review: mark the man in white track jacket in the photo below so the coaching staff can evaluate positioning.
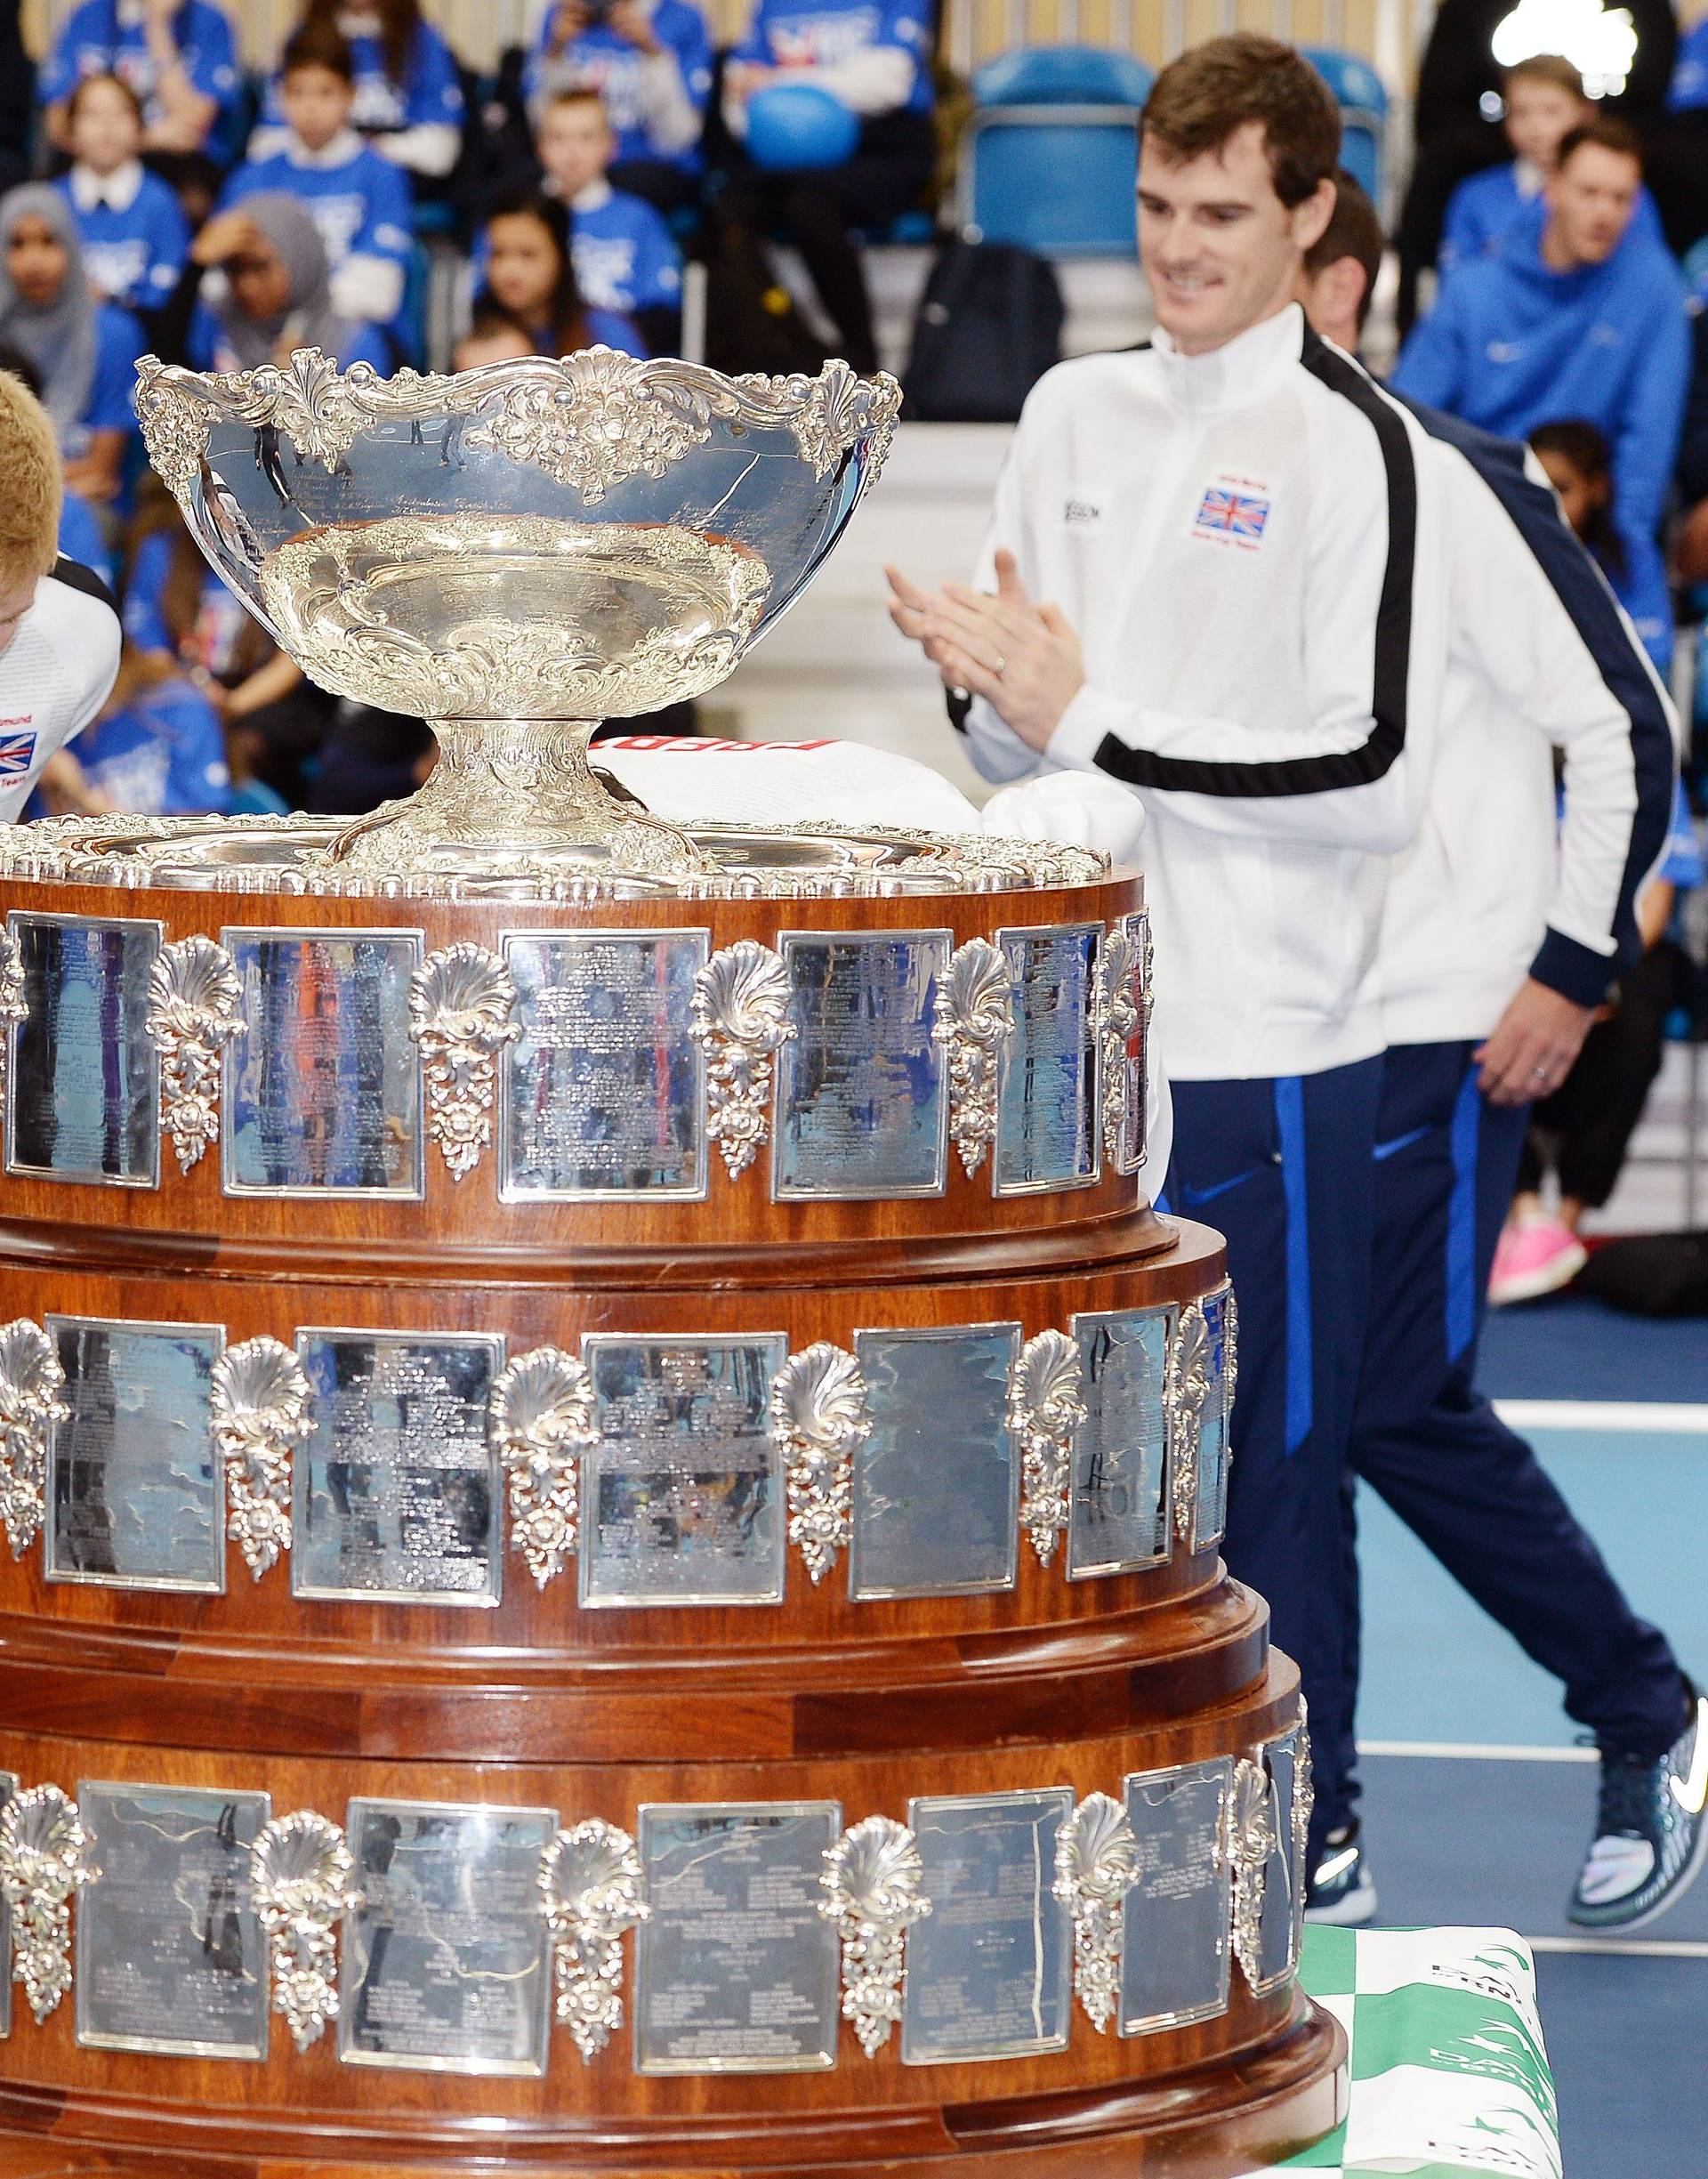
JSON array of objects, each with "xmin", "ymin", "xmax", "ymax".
[{"xmin": 890, "ymin": 33, "xmax": 1451, "ymax": 1881}]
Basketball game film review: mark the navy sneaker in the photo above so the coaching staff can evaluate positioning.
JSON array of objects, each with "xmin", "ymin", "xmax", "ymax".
[
  {"xmin": 1303, "ymin": 1820, "xmax": 1378, "ymax": 1927},
  {"xmin": 1569, "ymin": 1686, "xmax": 1708, "ymax": 1932}
]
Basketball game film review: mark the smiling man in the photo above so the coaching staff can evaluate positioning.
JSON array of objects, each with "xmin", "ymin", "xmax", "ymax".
[
  {"xmin": 0, "ymin": 368, "xmax": 120, "ymax": 820},
  {"xmin": 889, "ymin": 34, "xmax": 1450, "ymax": 1886}
]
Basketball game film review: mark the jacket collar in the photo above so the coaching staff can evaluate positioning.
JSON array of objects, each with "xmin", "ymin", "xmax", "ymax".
[
  {"xmin": 1149, "ymin": 303, "xmax": 1304, "ymax": 416},
  {"xmin": 68, "ymin": 158, "xmax": 144, "ymax": 213},
  {"xmin": 282, "ymin": 127, "xmax": 366, "ymax": 169}
]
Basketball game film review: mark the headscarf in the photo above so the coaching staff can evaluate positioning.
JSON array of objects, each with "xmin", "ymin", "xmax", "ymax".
[
  {"xmin": 0, "ymin": 185, "xmax": 99, "ymax": 440},
  {"xmin": 207, "ymin": 193, "xmax": 358, "ymax": 372}
]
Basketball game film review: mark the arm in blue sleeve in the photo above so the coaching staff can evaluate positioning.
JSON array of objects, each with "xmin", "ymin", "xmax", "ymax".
[
  {"xmin": 1390, "ymin": 286, "xmax": 1468, "ymax": 413},
  {"xmin": 1611, "ymin": 276, "xmax": 1691, "ymax": 542}
]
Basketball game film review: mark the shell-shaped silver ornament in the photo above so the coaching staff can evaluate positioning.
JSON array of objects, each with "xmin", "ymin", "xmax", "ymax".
[
  {"xmin": 145, "ymin": 933, "xmax": 245, "ymax": 1174},
  {"xmin": 689, "ymin": 940, "xmax": 796, "ymax": 1182},
  {"xmin": 1008, "ymin": 1327, "xmax": 1087, "ymax": 1567},
  {"xmin": 1052, "ymin": 1790, "xmax": 1141, "ymax": 2033},
  {"xmin": 1227, "ymin": 1757, "xmax": 1274, "ymax": 1995},
  {"xmin": 0, "ymin": 1318, "xmax": 68, "ymax": 1560},
  {"xmin": 771, "ymin": 1342, "xmax": 869, "ymax": 1585},
  {"xmin": 211, "ymin": 1336, "xmax": 312, "ymax": 1580},
  {"xmin": 0, "ymin": 1784, "xmax": 99, "ymax": 2023},
  {"xmin": 249, "ymin": 1809, "xmax": 363, "ymax": 2051},
  {"xmin": 818, "ymin": 1814, "xmax": 931, "ymax": 2057},
  {"xmin": 931, "ymin": 937, "xmax": 1013, "ymax": 1179},
  {"xmin": 407, "ymin": 941, "xmax": 521, "ymax": 1183},
  {"xmin": 488, "ymin": 1346, "xmax": 597, "ymax": 1587},
  {"xmin": 537, "ymin": 1818, "xmax": 649, "ymax": 2062}
]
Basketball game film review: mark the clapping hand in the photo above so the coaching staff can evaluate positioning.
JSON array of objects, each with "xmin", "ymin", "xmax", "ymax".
[{"xmin": 884, "ymin": 549, "xmax": 1085, "ymax": 752}]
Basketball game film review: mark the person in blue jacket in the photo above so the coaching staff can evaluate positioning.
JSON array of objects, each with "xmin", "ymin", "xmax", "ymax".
[
  {"xmin": 1440, "ymin": 53, "xmax": 1664, "ymax": 280},
  {"xmin": 723, "ymin": 0, "xmax": 935, "ymax": 375},
  {"xmin": 474, "ymin": 192, "xmax": 645, "ymax": 358},
  {"xmin": 47, "ymin": 638, "xmax": 230, "ymax": 817},
  {"xmin": 55, "ymin": 73, "xmax": 190, "ymax": 319},
  {"xmin": 535, "ymin": 88, "xmax": 681, "ymax": 352},
  {"xmin": 0, "ymin": 187, "xmax": 143, "ymax": 509},
  {"xmin": 223, "ymin": 21, "xmax": 414, "ymax": 349},
  {"xmin": 1529, "ymin": 418, "xmax": 1673, "ymax": 674},
  {"xmin": 186, "ymin": 190, "xmax": 391, "ymax": 373},
  {"xmin": 250, "ymin": 0, "xmax": 464, "ymax": 185},
  {"xmin": 39, "ymin": 0, "xmax": 240, "ymax": 165},
  {"xmin": 1396, "ymin": 118, "xmax": 1688, "ymax": 668},
  {"xmin": 525, "ymin": 0, "xmax": 712, "ymax": 213}
]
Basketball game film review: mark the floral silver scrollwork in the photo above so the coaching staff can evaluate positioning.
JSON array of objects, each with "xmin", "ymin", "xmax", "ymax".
[
  {"xmin": 689, "ymin": 940, "xmax": 795, "ymax": 1182},
  {"xmin": 818, "ymin": 1814, "xmax": 931, "ymax": 2058},
  {"xmin": 931, "ymin": 937, "xmax": 1013, "ymax": 1179},
  {"xmin": 212, "ymin": 1336, "xmax": 312, "ymax": 1580},
  {"xmin": 1095, "ymin": 920, "xmax": 1140, "ymax": 1167},
  {"xmin": 0, "ymin": 1319, "xmax": 68, "ymax": 1561},
  {"xmin": 489, "ymin": 1345, "xmax": 597, "ymax": 1588},
  {"xmin": 1290, "ymin": 1715, "xmax": 1314, "ymax": 1965},
  {"xmin": 407, "ymin": 941, "xmax": 520, "ymax": 1183},
  {"xmin": 1168, "ymin": 1298, "xmax": 1213, "ymax": 1545},
  {"xmin": 0, "ymin": 1784, "xmax": 98, "ymax": 2023},
  {"xmin": 537, "ymin": 1818, "xmax": 649, "ymax": 2062},
  {"xmin": 1224, "ymin": 1285, "xmax": 1240, "ymax": 1415},
  {"xmin": 0, "ymin": 925, "xmax": 26, "ymax": 1107},
  {"xmin": 145, "ymin": 933, "xmax": 245, "ymax": 1174},
  {"xmin": 250, "ymin": 1808, "xmax": 362, "ymax": 2051},
  {"xmin": 1008, "ymin": 1328, "xmax": 1087, "ymax": 1568},
  {"xmin": 1052, "ymin": 1791, "xmax": 1141, "ymax": 2033},
  {"xmin": 1227, "ymin": 1756, "xmax": 1273, "ymax": 1996},
  {"xmin": 771, "ymin": 1342, "xmax": 868, "ymax": 1585}
]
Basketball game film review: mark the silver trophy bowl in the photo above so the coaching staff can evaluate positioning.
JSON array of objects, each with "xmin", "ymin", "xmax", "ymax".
[{"xmin": 133, "ymin": 346, "xmax": 902, "ymax": 879}]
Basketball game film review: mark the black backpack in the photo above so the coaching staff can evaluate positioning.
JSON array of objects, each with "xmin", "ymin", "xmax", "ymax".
[
  {"xmin": 902, "ymin": 239, "xmax": 1064, "ymax": 423},
  {"xmin": 698, "ymin": 205, "xmax": 831, "ymax": 379}
]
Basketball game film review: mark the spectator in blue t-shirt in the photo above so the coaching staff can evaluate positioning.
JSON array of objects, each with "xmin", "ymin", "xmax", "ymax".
[
  {"xmin": 723, "ymin": 0, "xmax": 934, "ymax": 375},
  {"xmin": 55, "ymin": 74, "xmax": 190, "ymax": 319},
  {"xmin": 40, "ymin": 0, "xmax": 240, "ymax": 164},
  {"xmin": 473, "ymin": 192, "xmax": 645, "ymax": 358},
  {"xmin": 45, "ymin": 641, "xmax": 230, "ymax": 817},
  {"xmin": 1396, "ymin": 120, "xmax": 1688, "ymax": 670},
  {"xmin": 525, "ymin": 0, "xmax": 711, "ymax": 214},
  {"xmin": 187, "ymin": 190, "xmax": 391, "ymax": 373},
  {"xmin": 533, "ymin": 88, "xmax": 681, "ymax": 352},
  {"xmin": 0, "ymin": 339, "xmax": 117, "ymax": 589},
  {"xmin": 0, "ymin": 187, "xmax": 142, "ymax": 507},
  {"xmin": 223, "ymin": 22, "xmax": 414, "ymax": 343},
  {"xmin": 251, "ymin": 0, "xmax": 465, "ymax": 183},
  {"xmin": 1440, "ymin": 53, "xmax": 1664, "ymax": 280}
]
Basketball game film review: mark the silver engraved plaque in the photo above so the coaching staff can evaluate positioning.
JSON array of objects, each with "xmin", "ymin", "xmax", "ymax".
[
  {"xmin": 900, "ymin": 1788, "xmax": 1073, "ymax": 2065},
  {"xmin": 6, "ymin": 913, "xmax": 161, "ymax": 1187},
  {"xmin": 581, "ymin": 1336, "xmax": 788, "ymax": 1608},
  {"xmin": 293, "ymin": 1331, "xmax": 504, "ymax": 1606},
  {"xmin": 1255, "ymin": 1731, "xmax": 1303, "ymax": 1993},
  {"xmin": 848, "ymin": 1325, "xmax": 1021, "ymax": 1601},
  {"xmin": 75, "ymin": 1781, "xmax": 270, "ymax": 2058},
  {"xmin": 773, "ymin": 930, "xmax": 949, "ymax": 1200},
  {"xmin": 222, "ymin": 929, "xmax": 423, "ymax": 1197},
  {"xmin": 341, "ymin": 1799, "xmax": 556, "ymax": 2076},
  {"xmin": 45, "ymin": 1316, "xmax": 224, "ymax": 1592},
  {"xmin": 1195, "ymin": 1284, "xmax": 1236, "ymax": 1552},
  {"xmin": 0, "ymin": 1771, "xmax": 12, "ymax": 2038},
  {"xmin": 501, "ymin": 931, "xmax": 707, "ymax": 1199},
  {"xmin": 634, "ymin": 1802, "xmax": 841, "ymax": 2075},
  {"xmin": 1067, "ymin": 1306, "xmax": 1173, "ymax": 1580},
  {"xmin": 994, "ymin": 924, "xmax": 1100, "ymax": 1195},
  {"xmin": 1118, "ymin": 1757, "xmax": 1232, "ymax": 2037}
]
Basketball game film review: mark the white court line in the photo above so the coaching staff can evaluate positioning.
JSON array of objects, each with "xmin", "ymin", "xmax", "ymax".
[
  {"xmin": 1359, "ymin": 1740, "xmax": 1596, "ymax": 1763},
  {"xmin": 1494, "ymin": 1400, "xmax": 1708, "ymax": 1433},
  {"xmin": 1527, "ymin": 1934, "xmax": 1708, "ymax": 1960}
]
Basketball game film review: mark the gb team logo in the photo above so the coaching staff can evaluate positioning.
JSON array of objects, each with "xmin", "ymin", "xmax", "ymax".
[
  {"xmin": 0, "ymin": 727, "xmax": 37, "ymax": 777},
  {"xmin": 1192, "ymin": 480, "xmax": 1271, "ymax": 551}
]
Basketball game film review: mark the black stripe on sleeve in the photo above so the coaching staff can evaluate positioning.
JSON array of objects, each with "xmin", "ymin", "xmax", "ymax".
[
  {"xmin": 1091, "ymin": 326, "xmax": 1418, "ymax": 798},
  {"xmin": 50, "ymin": 555, "xmax": 118, "ymax": 616}
]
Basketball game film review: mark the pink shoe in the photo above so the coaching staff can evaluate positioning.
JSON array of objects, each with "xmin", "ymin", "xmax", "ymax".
[{"xmin": 1487, "ymin": 1217, "xmax": 1588, "ymax": 1306}]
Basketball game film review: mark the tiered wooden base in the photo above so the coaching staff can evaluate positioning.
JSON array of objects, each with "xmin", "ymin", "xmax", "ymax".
[{"xmin": 0, "ymin": 871, "xmax": 1343, "ymax": 2175}]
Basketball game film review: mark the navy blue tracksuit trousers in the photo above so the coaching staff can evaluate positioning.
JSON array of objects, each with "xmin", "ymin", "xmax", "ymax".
[
  {"xmin": 1162, "ymin": 1055, "xmax": 1384, "ymax": 1862},
  {"xmin": 1322, "ymin": 1040, "xmax": 1685, "ymax": 1835}
]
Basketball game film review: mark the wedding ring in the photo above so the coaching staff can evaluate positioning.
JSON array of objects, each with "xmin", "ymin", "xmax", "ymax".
[{"xmin": 992, "ymin": 652, "xmax": 1007, "ymax": 679}]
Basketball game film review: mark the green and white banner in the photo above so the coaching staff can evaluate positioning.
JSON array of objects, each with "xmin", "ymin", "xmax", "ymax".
[{"xmin": 1260, "ymin": 1924, "xmax": 1561, "ymax": 2179}]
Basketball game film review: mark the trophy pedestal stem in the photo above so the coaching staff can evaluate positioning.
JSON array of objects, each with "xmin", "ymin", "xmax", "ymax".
[{"xmin": 326, "ymin": 718, "xmax": 710, "ymax": 877}]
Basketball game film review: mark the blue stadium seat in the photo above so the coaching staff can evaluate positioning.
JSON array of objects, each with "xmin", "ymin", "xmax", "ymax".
[
  {"xmin": 960, "ymin": 45, "xmax": 1154, "ymax": 261},
  {"xmin": 1300, "ymin": 45, "xmax": 1390, "ymax": 208}
]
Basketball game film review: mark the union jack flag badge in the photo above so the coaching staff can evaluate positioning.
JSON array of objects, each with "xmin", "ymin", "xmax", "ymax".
[
  {"xmin": 1194, "ymin": 486, "xmax": 1271, "ymax": 544},
  {"xmin": 0, "ymin": 731, "xmax": 36, "ymax": 777}
]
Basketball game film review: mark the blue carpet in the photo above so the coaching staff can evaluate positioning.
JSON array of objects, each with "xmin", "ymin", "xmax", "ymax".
[{"xmin": 1477, "ymin": 1290, "xmax": 1707, "ymax": 1402}]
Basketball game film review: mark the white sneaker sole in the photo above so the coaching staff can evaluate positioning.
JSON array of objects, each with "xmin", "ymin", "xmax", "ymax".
[
  {"xmin": 1570, "ymin": 1797, "xmax": 1708, "ymax": 1933},
  {"xmin": 1304, "ymin": 1875, "xmax": 1378, "ymax": 1928},
  {"xmin": 1488, "ymin": 1241, "xmax": 1588, "ymax": 1307}
]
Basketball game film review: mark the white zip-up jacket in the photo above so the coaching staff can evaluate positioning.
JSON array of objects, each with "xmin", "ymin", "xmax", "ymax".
[
  {"xmin": 0, "ymin": 559, "xmax": 121, "ymax": 823},
  {"xmin": 957, "ymin": 306, "xmax": 1449, "ymax": 1082},
  {"xmin": 1381, "ymin": 406, "xmax": 1679, "ymax": 1047}
]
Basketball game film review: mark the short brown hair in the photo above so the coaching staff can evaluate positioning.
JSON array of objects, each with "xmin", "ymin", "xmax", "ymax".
[
  {"xmin": 1557, "ymin": 116, "xmax": 1644, "ymax": 174},
  {"xmin": 0, "ymin": 371, "xmax": 63, "ymax": 590},
  {"xmin": 1303, "ymin": 167, "xmax": 1384, "ymax": 333},
  {"xmin": 544, "ymin": 85, "xmax": 609, "ymax": 117},
  {"xmin": 281, "ymin": 19, "xmax": 355, "ymax": 82},
  {"xmin": 1503, "ymin": 52, "xmax": 1585, "ymax": 100},
  {"xmin": 66, "ymin": 70, "xmax": 145, "ymax": 128},
  {"xmin": 1142, "ymin": 34, "xmax": 1341, "ymax": 208}
]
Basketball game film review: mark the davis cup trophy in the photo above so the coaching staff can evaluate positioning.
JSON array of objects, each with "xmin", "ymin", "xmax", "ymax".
[{"xmin": 0, "ymin": 349, "xmax": 1341, "ymax": 2179}]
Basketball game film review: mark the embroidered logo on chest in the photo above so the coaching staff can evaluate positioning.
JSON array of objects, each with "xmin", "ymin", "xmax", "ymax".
[
  {"xmin": 1063, "ymin": 497, "xmax": 1101, "ymax": 526},
  {"xmin": 1190, "ymin": 473, "xmax": 1272, "ymax": 551},
  {"xmin": 0, "ymin": 728, "xmax": 38, "ymax": 775}
]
